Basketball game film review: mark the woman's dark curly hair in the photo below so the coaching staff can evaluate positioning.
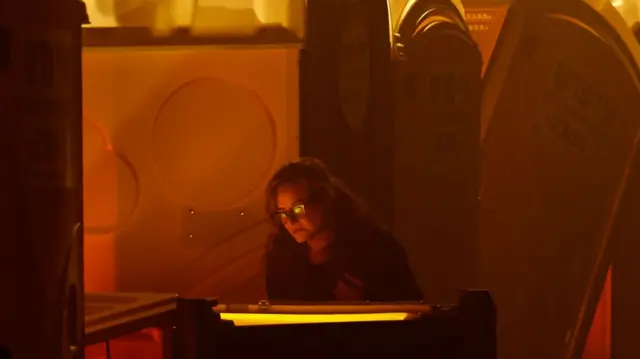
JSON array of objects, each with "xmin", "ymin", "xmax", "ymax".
[{"xmin": 264, "ymin": 157, "xmax": 381, "ymax": 250}]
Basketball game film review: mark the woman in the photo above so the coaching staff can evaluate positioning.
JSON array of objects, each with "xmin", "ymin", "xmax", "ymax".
[{"xmin": 264, "ymin": 157, "xmax": 423, "ymax": 302}]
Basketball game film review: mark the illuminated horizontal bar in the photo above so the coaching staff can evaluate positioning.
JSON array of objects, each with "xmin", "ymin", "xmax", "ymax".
[{"xmin": 219, "ymin": 312, "xmax": 411, "ymax": 326}]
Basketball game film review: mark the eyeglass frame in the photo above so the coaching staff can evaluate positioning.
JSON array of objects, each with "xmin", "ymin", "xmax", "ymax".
[{"xmin": 272, "ymin": 202, "xmax": 309, "ymax": 225}]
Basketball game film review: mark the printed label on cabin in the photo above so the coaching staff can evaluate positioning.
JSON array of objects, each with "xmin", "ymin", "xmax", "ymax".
[
  {"xmin": 15, "ymin": 30, "xmax": 77, "ymax": 189},
  {"xmin": 535, "ymin": 60, "xmax": 614, "ymax": 159}
]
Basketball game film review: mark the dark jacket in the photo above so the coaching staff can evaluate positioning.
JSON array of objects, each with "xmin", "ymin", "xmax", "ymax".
[{"xmin": 265, "ymin": 224, "xmax": 423, "ymax": 302}]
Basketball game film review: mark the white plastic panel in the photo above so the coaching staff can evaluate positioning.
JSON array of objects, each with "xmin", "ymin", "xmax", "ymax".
[
  {"xmin": 83, "ymin": 0, "xmax": 306, "ymax": 38},
  {"xmin": 82, "ymin": 46, "xmax": 299, "ymax": 302}
]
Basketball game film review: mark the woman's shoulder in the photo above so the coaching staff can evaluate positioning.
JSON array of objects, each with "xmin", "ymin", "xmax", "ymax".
[
  {"xmin": 344, "ymin": 223, "xmax": 405, "ymax": 252},
  {"xmin": 370, "ymin": 228, "xmax": 407, "ymax": 254}
]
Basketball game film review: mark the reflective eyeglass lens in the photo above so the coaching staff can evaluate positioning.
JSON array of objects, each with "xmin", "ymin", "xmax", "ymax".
[
  {"xmin": 292, "ymin": 205, "xmax": 305, "ymax": 216},
  {"xmin": 277, "ymin": 204, "xmax": 306, "ymax": 224}
]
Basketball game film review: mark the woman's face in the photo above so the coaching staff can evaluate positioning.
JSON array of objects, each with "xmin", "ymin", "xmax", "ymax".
[{"xmin": 275, "ymin": 181, "xmax": 325, "ymax": 244}]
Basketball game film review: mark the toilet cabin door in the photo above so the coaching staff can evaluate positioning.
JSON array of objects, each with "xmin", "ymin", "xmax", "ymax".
[
  {"xmin": 392, "ymin": 0, "xmax": 483, "ymax": 303},
  {"xmin": 481, "ymin": 0, "xmax": 640, "ymax": 358}
]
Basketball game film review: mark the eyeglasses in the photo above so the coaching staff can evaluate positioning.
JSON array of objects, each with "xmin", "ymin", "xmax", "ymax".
[{"xmin": 273, "ymin": 204, "xmax": 307, "ymax": 224}]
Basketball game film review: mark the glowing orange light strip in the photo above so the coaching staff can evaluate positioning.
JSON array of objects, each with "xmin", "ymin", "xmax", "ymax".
[{"xmin": 219, "ymin": 312, "xmax": 410, "ymax": 326}]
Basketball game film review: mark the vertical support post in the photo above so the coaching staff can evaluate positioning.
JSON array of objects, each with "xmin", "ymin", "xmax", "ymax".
[
  {"xmin": 458, "ymin": 290, "xmax": 497, "ymax": 359},
  {"xmin": 173, "ymin": 298, "xmax": 220, "ymax": 359},
  {"xmin": 0, "ymin": 1, "xmax": 87, "ymax": 358}
]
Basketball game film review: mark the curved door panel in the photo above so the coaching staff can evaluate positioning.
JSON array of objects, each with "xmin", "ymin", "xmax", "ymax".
[
  {"xmin": 393, "ymin": 0, "xmax": 483, "ymax": 302},
  {"xmin": 481, "ymin": 1, "xmax": 640, "ymax": 358}
]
